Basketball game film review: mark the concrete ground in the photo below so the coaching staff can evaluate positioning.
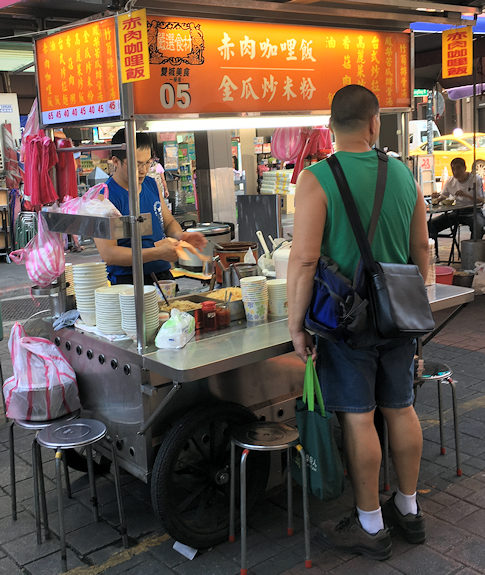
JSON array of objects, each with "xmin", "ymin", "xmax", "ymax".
[{"xmin": 0, "ymin": 239, "xmax": 484, "ymax": 574}]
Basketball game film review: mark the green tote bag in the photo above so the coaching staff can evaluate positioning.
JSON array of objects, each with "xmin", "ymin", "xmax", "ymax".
[{"xmin": 292, "ymin": 357, "xmax": 345, "ymax": 501}]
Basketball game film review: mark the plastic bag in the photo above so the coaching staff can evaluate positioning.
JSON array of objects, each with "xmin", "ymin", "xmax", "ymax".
[
  {"xmin": 271, "ymin": 127, "xmax": 303, "ymax": 162},
  {"xmin": 9, "ymin": 212, "xmax": 65, "ymax": 288},
  {"xmin": 155, "ymin": 308, "xmax": 195, "ymax": 349},
  {"xmin": 19, "ymin": 98, "xmax": 40, "ymax": 162},
  {"xmin": 60, "ymin": 183, "xmax": 121, "ymax": 217},
  {"xmin": 3, "ymin": 323, "xmax": 81, "ymax": 421},
  {"xmin": 472, "ymin": 261, "xmax": 485, "ymax": 294}
]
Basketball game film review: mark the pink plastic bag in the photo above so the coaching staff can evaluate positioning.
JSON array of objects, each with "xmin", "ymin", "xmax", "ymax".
[
  {"xmin": 9, "ymin": 213, "xmax": 65, "ymax": 288},
  {"xmin": 60, "ymin": 183, "xmax": 119, "ymax": 216},
  {"xmin": 271, "ymin": 127, "xmax": 303, "ymax": 162},
  {"xmin": 3, "ymin": 323, "xmax": 81, "ymax": 421}
]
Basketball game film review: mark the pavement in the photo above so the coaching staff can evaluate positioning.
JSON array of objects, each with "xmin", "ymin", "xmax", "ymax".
[{"xmin": 0, "ymin": 240, "xmax": 484, "ymax": 574}]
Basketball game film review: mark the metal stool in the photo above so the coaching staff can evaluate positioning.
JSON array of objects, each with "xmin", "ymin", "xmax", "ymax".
[
  {"xmin": 36, "ymin": 418, "xmax": 128, "ymax": 572},
  {"xmin": 9, "ymin": 410, "xmax": 80, "ymax": 544},
  {"xmin": 382, "ymin": 361, "xmax": 461, "ymax": 492},
  {"xmin": 229, "ymin": 422, "xmax": 311, "ymax": 575}
]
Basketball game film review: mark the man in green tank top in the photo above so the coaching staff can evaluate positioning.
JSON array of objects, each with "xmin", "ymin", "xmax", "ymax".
[{"xmin": 288, "ymin": 85, "xmax": 429, "ymax": 560}]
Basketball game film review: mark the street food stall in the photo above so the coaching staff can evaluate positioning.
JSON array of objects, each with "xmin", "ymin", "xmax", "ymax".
[{"xmin": 25, "ymin": 7, "xmax": 475, "ymax": 550}]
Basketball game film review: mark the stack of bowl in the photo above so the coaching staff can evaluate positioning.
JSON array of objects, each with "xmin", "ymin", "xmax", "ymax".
[
  {"xmin": 119, "ymin": 285, "xmax": 160, "ymax": 343},
  {"xmin": 72, "ymin": 262, "xmax": 108, "ymax": 325},
  {"xmin": 240, "ymin": 276, "xmax": 269, "ymax": 322},
  {"xmin": 267, "ymin": 279, "xmax": 288, "ymax": 317},
  {"xmin": 95, "ymin": 285, "xmax": 126, "ymax": 334}
]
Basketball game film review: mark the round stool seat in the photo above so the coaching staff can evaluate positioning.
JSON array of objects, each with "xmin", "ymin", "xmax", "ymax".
[
  {"xmin": 37, "ymin": 418, "xmax": 106, "ymax": 450},
  {"xmin": 232, "ymin": 421, "xmax": 299, "ymax": 451},
  {"xmin": 14, "ymin": 409, "xmax": 81, "ymax": 431},
  {"xmin": 415, "ymin": 361, "xmax": 452, "ymax": 383}
]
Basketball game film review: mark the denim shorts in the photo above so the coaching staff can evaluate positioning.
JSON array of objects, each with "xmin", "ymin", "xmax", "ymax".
[{"xmin": 316, "ymin": 336, "xmax": 416, "ymax": 413}]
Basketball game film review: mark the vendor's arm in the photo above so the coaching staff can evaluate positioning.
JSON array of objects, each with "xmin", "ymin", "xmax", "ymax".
[
  {"xmin": 158, "ymin": 200, "xmax": 207, "ymax": 249},
  {"xmin": 94, "ymin": 237, "xmax": 179, "ymax": 266},
  {"xmin": 409, "ymin": 182, "xmax": 430, "ymax": 280},
  {"xmin": 287, "ymin": 169, "xmax": 326, "ymax": 363}
]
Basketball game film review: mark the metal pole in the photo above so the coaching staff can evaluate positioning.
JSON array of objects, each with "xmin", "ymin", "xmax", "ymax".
[
  {"xmin": 125, "ymin": 119, "xmax": 146, "ymax": 352},
  {"xmin": 472, "ymin": 45, "xmax": 478, "ymax": 240}
]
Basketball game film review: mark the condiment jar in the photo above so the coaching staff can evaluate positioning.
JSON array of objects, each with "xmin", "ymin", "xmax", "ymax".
[
  {"xmin": 201, "ymin": 300, "xmax": 217, "ymax": 331},
  {"xmin": 216, "ymin": 303, "xmax": 231, "ymax": 329}
]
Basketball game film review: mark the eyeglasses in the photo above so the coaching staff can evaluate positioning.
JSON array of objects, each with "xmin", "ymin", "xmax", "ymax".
[{"xmin": 122, "ymin": 158, "xmax": 154, "ymax": 171}]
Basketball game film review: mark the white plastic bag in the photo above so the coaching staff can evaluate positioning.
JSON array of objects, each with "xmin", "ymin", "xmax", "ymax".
[
  {"xmin": 471, "ymin": 261, "xmax": 485, "ymax": 294},
  {"xmin": 155, "ymin": 309, "xmax": 195, "ymax": 349},
  {"xmin": 60, "ymin": 183, "xmax": 121, "ymax": 217},
  {"xmin": 2, "ymin": 323, "xmax": 81, "ymax": 421},
  {"xmin": 9, "ymin": 212, "xmax": 65, "ymax": 288}
]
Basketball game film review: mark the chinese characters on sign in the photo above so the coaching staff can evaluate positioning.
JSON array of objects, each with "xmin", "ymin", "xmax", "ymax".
[
  {"xmin": 118, "ymin": 9, "xmax": 150, "ymax": 83},
  {"xmin": 35, "ymin": 18, "xmax": 121, "ymax": 125},
  {"xmin": 442, "ymin": 26, "xmax": 473, "ymax": 79},
  {"xmin": 133, "ymin": 17, "xmax": 410, "ymax": 114}
]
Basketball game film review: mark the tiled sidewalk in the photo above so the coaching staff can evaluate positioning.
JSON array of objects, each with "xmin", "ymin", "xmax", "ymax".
[{"xmin": 0, "ymin": 296, "xmax": 484, "ymax": 574}]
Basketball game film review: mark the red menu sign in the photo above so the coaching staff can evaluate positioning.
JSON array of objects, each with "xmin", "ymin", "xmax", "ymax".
[{"xmin": 133, "ymin": 16, "xmax": 410, "ymax": 115}]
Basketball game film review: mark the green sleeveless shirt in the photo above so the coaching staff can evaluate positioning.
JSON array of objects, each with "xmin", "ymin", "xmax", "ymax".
[{"xmin": 306, "ymin": 150, "xmax": 417, "ymax": 280}]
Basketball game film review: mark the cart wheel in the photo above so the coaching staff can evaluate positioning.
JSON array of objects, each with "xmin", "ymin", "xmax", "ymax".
[
  {"xmin": 151, "ymin": 402, "xmax": 270, "ymax": 549},
  {"xmin": 64, "ymin": 447, "xmax": 111, "ymax": 475}
]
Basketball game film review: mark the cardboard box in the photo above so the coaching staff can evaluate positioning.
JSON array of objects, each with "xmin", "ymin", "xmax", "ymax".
[
  {"xmin": 0, "ymin": 188, "xmax": 7, "ymax": 206},
  {"xmin": 280, "ymin": 193, "xmax": 295, "ymax": 214}
]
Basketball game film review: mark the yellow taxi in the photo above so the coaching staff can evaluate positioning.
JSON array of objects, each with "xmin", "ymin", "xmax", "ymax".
[{"xmin": 409, "ymin": 133, "xmax": 485, "ymax": 179}]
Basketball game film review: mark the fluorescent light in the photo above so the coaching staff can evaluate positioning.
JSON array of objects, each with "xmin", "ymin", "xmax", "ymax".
[
  {"xmin": 0, "ymin": 42, "xmax": 34, "ymax": 72},
  {"xmin": 145, "ymin": 114, "xmax": 330, "ymax": 132}
]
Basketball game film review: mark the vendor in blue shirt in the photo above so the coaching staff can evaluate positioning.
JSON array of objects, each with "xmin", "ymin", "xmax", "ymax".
[{"xmin": 95, "ymin": 129, "xmax": 206, "ymax": 285}]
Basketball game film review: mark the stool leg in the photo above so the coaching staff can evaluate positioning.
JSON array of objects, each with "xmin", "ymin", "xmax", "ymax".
[
  {"xmin": 297, "ymin": 445, "xmax": 312, "ymax": 569},
  {"xmin": 287, "ymin": 447, "xmax": 294, "ymax": 536},
  {"xmin": 32, "ymin": 439, "xmax": 42, "ymax": 545},
  {"xmin": 447, "ymin": 378, "xmax": 462, "ymax": 476},
  {"xmin": 229, "ymin": 441, "xmax": 236, "ymax": 543},
  {"xmin": 240, "ymin": 449, "xmax": 249, "ymax": 575},
  {"xmin": 55, "ymin": 450, "xmax": 67, "ymax": 572},
  {"xmin": 382, "ymin": 419, "xmax": 391, "ymax": 492},
  {"xmin": 61, "ymin": 452, "xmax": 72, "ymax": 498},
  {"xmin": 9, "ymin": 422, "xmax": 17, "ymax": 521},
  {"xmin": 36, "ymin": 441, "xmax": 50, "ymax": 540},
  {"xmin": 86, "ymin": 445, "xmax": 99, "ymax": 522},
  {"xmin": 437, "ymin": 379, "xmax": 445, "ymax": 455},
  {"xmin": 110, "ymin": 441, "xmax": 128, "ymax": 548}
]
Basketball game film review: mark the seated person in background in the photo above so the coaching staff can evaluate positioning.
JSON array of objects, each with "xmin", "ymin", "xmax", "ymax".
[
  {"xmin": 428, "ymin": 157, "xmax": 485, "ymax": 248},
  {"xmin": 94, "ymin": 129, "xmax": 206, "ymax": 285}
]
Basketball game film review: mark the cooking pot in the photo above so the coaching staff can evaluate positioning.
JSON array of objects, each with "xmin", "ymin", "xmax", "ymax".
[
  {"xmin": 214, "ymin": 242, "xmax": 258, "ymax": 284},
  {"xmin": 178, "ymin": 221, "xmax": 232, "ymax": 272}
]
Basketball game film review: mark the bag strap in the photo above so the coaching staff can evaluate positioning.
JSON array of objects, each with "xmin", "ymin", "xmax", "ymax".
[
  {"xmin": 327, "ymin": 150, "xmax": 388, "ymax": 275},
  {"xmin": 303, "ymin": 357, "xmax": 326, "ymax": 416}
]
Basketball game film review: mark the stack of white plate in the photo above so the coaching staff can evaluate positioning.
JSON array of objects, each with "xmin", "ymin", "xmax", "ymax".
[
  {"xmin": 72, "ymin": 262, "xmax": 108, "ymax": 326},
  {"xmin": 267, "ymin": 279, "xmax": 288, "ymax": 317},
  {"xmin": 95, "ymin": 285, "xmax": 126, "ymax": 334},
  {"xmin": 65, "ymin": 263, "xmax": 75, "ymax": 296},
  {"xmin": 119, "ymin": 285, "xmax": 160, "ymax": 343},
  {"xmin": 240, "ymin": 276, "xmax": 269, "ymax": 322}
]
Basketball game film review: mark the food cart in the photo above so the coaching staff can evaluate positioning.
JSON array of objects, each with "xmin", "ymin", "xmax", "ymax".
[{"xmin": 28, "ymin": 8, "xmax": 475, "ymax": 549}]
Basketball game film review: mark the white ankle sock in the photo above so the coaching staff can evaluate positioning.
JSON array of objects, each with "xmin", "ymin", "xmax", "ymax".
[
  {"xmin": 357, "ymin": 506, "xmax": 384, "ymax": 534},
  {"xmin": 394, "ymin": 489, "xmax": 418, "ymax": 515}
]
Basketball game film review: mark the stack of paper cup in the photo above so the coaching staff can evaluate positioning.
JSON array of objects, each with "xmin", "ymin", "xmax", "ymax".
[
  {"xmin": 425, "ymin": 239, "xmax": 436, "ymax": 286},
  {"xmin": 72, "ymin": 262, "xmax": 108, "ymax": 325},
  {"xmin": 240, "ymin": 276, "xmax": 269, "ymax": 322},
  {"xmin": 95, "ymin": 285, "xmax": 126, "ymax": 334},
  {"xmin": 267, "ymin": 279, "xmax": 288, "ymax": 317},
  {"xmin": 119, "ymin": 285, "xmax": 160, "ymax": 343}
]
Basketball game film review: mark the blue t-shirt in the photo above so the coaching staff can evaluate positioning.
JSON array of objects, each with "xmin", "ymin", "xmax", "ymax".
[{"xmin": 104, "ymin": 176, "xmax": 171, "ymax": 282}]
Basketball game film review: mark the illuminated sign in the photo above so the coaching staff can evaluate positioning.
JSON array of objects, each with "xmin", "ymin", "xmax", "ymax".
[
  {"xmin": 442, "ymin": 26, "xmax": 473, "ymax": 79},
  {"xmin": 35, "ymin": 18, "xmax": 121, "ymax": 125},
  {"xmin": 118, "ymin": 9, "xmax": 150, "ymax": 83},
  {"xmin": 133, "ymin": 17, "xmax": 410, "ymax": 114}
]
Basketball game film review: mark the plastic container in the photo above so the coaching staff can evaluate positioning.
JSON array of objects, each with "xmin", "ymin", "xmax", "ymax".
[
  {"xmin": 216, "ymin": 303, "xmax": 231, "ymax": 328},
  {"xmin": 201, "ymin": 300, "xmax": 217, "ymax": 331},
  {"xmin": 435, "ymin": 265, "xmax": 454, "ymax": 285}
]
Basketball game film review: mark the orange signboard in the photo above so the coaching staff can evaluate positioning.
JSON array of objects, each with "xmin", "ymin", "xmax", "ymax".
[
  {"xmin": 35, "ymin": 18, "xmax": 121, "ymax": 125},
  {"xmin": 133, "ymin": 17, "xmax": 410, "ymax": 115},
  {"xmin": 118, "ymin": 9, "xmax": 150, "ymax": 83},
  {"xmin": 442, "ymin": 26, "xmax": 473, "ymax": 79}
]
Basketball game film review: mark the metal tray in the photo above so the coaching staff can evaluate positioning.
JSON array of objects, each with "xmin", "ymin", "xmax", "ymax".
[{"xmin": 162, "ymin": 293, "xmax": 246, "ymax": 322}]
